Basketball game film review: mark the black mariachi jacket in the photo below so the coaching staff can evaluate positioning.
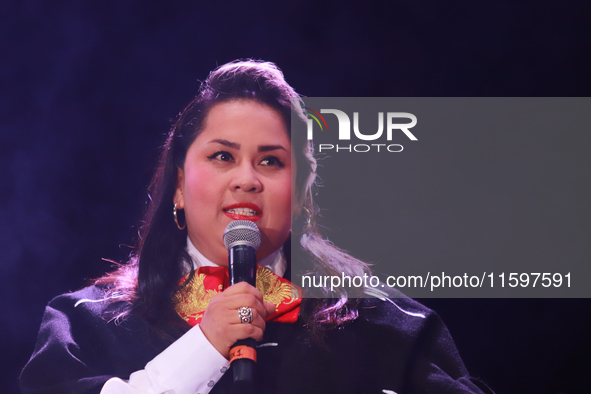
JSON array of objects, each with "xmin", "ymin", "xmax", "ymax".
[{"xmin": 20, "ymin": 285, "xmax": 493, "ymax": 394}]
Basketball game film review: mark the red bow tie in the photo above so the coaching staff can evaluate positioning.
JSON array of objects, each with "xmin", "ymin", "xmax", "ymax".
[{"xmin": 174, "ymin": 265, "xmax": 301, "ymax": 326}]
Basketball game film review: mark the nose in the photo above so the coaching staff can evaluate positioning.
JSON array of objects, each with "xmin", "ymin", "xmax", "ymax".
[{"xmin": 229, "ymin": 163, "xmax": 262, "ymax": 193}]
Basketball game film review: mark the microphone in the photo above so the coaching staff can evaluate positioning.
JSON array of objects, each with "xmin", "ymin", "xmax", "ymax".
[{"xmin": 223, "ymin": 220, "xmax": 261, "ymax": 387}]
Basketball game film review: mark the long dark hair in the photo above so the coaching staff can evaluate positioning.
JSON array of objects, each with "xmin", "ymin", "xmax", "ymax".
[{"xmin": 96, "ymin": 60, "xmax": 370, "ymax": 338}]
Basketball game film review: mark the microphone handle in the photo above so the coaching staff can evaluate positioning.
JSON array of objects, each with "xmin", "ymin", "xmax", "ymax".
[
  {"xmin": 228, "ymin": 244, "xmax": 257, "ymax": 388},
  {"xmin": 229, "ymin": 245, "xmax": 257, "ymax": 287}
]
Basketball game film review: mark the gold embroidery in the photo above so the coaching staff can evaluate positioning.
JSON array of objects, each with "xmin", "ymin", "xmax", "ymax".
[
  {"xmin": 174, "ymin": 273, "xmax": 223, "ymax": 321},
  {"xmin": 256, "ymin": 266, "xmax": 298, "ymax": 310}
]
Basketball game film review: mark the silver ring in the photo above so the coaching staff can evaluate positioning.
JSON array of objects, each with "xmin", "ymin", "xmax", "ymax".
[{"xmin": 238, "ymin": 306, "xmax": 253, "ymax": 324}]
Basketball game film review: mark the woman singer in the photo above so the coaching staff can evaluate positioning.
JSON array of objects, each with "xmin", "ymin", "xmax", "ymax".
[{"xmin": 21, "ymin": 60, "xmax": 493, "ymax": 394}]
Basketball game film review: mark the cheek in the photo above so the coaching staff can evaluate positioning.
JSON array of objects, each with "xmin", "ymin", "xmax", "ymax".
[
  {"xmin": 260, "ymin": 174, "xmax": 292, "ymax": 234},
  {"xmin": 274, "ymin": 175, "xmax": 293, "ymax": 228},
  {"xmin": 184, "ymin": 166, "xmax": 221, "ymax": 212}
]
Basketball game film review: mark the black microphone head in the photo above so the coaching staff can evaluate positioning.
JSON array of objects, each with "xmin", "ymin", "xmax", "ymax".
[{"xmin": 223, "ymin": 220, "xmax": 261, "ymax": 251}]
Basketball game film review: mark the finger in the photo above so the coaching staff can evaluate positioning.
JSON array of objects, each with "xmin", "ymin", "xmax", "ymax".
[
  {"xmin": 228, "ymin": 320, "xmax": 264, "ymax": 342},
  {"xmin": 222, "ymin": 282, "xmax": 265, "ymax": 304},
  {"xmin": 219, "ymin": 306, "xmax": 265, "ymax": 329},
  {"xmin": 236, "ymin": 307, "xmax": 267, "ymax": 331},
  {"xmin": 222, "ymin": 294, "xmax": 268, "ymax": 319},
  {"xmin": 264, "ymin": 302, "xmax": 276, "ymax": 318}
]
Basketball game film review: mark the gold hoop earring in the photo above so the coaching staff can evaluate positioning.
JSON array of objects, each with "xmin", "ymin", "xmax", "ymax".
[
  {"xmin": 173, "ymin": 203, "xmax": 186, "ymax": 230},
  {"xmin": 292, "ymin": 207, "xmax": 312, "ymax": 236}
]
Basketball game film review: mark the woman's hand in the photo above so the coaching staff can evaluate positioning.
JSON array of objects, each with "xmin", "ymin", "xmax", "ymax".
[{"xmin": 199, "ymin": 282, "xmax": 276, "ymax": 359}]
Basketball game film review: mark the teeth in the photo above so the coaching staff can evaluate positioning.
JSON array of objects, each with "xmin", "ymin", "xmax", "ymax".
[{"xmin": 225, "ymin": 208, "xmax": 260, "ymax": 216}]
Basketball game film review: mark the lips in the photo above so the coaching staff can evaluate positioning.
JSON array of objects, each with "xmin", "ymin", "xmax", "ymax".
[{"xmin": 223, "ymin": 202, "xmax": 262, "ymax": 222}]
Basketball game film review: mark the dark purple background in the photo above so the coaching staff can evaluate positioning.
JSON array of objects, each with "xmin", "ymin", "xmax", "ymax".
[{"xmin": 2, "ymin": 1, "xmax": 590, "ymax": 393}]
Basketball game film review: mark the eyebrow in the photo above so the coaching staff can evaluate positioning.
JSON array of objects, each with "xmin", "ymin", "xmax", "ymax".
[
  {"xmin": 208, "ymin": 139, "xmax": 286, "ymax": 152},
  {"xmin": 209, "ymin": 139, "xmax": 240, "ymax": 149},
  {"xmin": 258, "ymin": 145, "xmax": 286, "ymax": 152}
]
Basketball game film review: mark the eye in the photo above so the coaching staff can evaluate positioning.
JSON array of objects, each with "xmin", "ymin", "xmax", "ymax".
[
  {"xmin": 208, "ymin": 151, "xmax": 234, "ymax": 162},
  {"xmin": 260, "ymin": 156, "xmax": 285, "ymax": 168}
]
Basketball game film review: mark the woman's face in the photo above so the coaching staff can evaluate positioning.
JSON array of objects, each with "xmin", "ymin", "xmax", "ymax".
[{"xmin": 175, "ymin": 100, "xmax": 295, "ymax": 266}]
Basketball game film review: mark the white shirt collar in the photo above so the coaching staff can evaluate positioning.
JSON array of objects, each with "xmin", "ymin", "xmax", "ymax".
[{"xmin": 186, "ymin": 236, "xmax": 286, "ymax": 277}]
